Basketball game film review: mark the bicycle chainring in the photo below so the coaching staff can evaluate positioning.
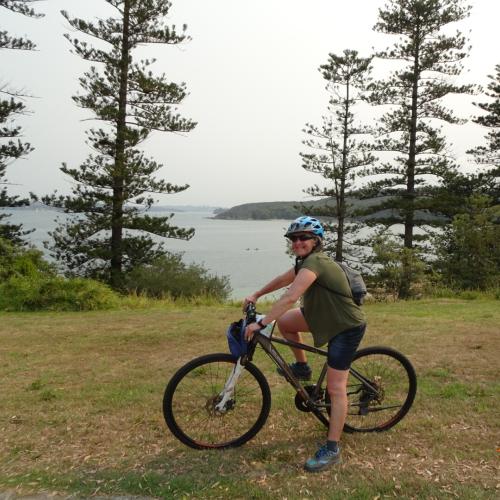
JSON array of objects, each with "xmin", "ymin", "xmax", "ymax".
[{"xmin": 294, "ymin": 385, "xmax": 325, "ymax": 413}]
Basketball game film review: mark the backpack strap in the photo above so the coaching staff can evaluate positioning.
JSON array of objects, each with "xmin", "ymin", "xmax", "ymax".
[
  {"xmin": 294, "ymin": 257, "xmax": 302, "ymax": 275},
  {"xmin": 315, "ymin": 277, "xmax": 354, "ymax": 301},
  {"xmin": 295, "ymin": 257, "xmax": 354, "ymax": 301}
]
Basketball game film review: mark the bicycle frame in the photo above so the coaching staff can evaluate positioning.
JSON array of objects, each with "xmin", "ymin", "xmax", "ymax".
[
  {"xmin": 235, "ymin": 324, "xmax": 383, "ymax": 426},
  {"xmin": 252, "ymin": 332, "xmax": 330, "ymax": 425}
]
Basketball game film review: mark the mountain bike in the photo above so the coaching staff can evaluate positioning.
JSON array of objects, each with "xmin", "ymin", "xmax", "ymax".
[{"xmin": 163, "ymin": 304, "xmax": 417, "ymax": 449}]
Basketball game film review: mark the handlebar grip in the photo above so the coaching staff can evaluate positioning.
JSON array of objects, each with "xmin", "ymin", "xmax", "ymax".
[{"xmin": 245, "ymin": 302, "xmax": 257, "ymax": 324}]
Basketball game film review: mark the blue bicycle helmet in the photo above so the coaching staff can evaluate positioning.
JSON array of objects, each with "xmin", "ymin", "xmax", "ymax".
[{"xmin": 285, "ymin": 216, "xmax": 324, "ymax": 239}]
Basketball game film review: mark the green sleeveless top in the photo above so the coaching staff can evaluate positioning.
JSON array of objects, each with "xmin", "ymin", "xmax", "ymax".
[{"xmin": 297, "ymin": 252, "xmax": 366, "ymax": 347}]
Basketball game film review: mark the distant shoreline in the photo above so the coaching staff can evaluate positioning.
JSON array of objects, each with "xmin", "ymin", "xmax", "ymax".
[{"xmin": 1, "ymin": 203, "xmax": 224, "ymax": 214}]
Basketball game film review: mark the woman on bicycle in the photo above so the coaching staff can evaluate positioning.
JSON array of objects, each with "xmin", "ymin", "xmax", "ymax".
[{"xmin": 244, "ymin": 215, "xmax": 366, "ymax": 472}]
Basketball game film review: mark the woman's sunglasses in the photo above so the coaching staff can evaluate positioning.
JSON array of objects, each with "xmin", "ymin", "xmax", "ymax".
[{"xmin": 287, "ymin": 234, "xmax": 315, "ymax": 242}]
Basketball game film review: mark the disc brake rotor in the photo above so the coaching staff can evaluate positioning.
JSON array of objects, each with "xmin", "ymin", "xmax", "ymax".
[
  {"xmin": 358, "ymin": 376, "xmax": 384, "ymax": 415},
  {"xmin": 205, "ymin": 395, "xmax": 234, "ymax": 416}
]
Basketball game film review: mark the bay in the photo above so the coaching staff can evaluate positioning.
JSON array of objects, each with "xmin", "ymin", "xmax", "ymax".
[{"xmin": 1, "ymin": 207, "xmax": 295, "ymax": 299}]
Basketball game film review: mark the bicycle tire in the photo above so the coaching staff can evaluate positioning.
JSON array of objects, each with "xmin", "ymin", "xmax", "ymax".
[
  {"xmin": 344, "ymin": 346, "xmax": 417, "ymax": 432},
  {"xmin": 163, "ymin": 353, "xmax": 271, "ymax": 449}
]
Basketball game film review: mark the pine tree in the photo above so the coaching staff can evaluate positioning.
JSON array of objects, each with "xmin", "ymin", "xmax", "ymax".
[
  {"xmin": 0, "ymin": 0, "xmax": 43, "ymax": 244},
  {"xmin": 300, "ymin": 50, "xmax": 375, "ymax": 264},
  {"xmin": 44, "ymin": 0, "xmax": 196, "ymax": 288},
  {"xmin": 467, "ymin": 63, "xmax": 500, "ymax": 184},
  {"xmin": 360, "ymin": 0, "xmax": 473, "ymax": 297}
]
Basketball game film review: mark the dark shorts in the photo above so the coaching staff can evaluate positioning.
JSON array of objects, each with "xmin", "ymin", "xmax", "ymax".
[{"xmin": 327, "ymin": 324, "xmax": 366, "ymax": 371}]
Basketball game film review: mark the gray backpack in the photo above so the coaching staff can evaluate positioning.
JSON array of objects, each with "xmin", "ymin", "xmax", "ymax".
[
  {"xmin": 316, "ymin": 261, "xmax": 367, "ymax": 306},
  {"xmin": 295, "ymin": 257, "xmax": 367, "ymax": 306}
]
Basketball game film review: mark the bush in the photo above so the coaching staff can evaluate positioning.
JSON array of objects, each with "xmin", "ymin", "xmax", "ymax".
[
  {"xmin": 458, "ymin": 290, "xmax": 480, "ymax": 301},
  {"xmin": 0, "ymin": 275, "xmax": 119, "ymax": 311},
  {"xmin": 366, "ymin": 236, "xmax": 427, "ymax": 299},
  {"xmin": 124, "ymin": 252, "xmax": 231, "ymax": 301},
  {"xmin": 0, "ymin": 238, "xmax": 119, "ymax": 311},
  {"xmin": 432, "ymin": 196, "xmax": 500, "ymax": 290},
  {"xmin": 0, "ymin": 237, "xmax": 54, "ymax": 281}
]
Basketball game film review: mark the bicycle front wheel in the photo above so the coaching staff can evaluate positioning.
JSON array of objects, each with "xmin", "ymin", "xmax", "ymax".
[
  {"xmin": 344, "ymin": 346, "xmax": 417, "ymax": 432},
  {"xmin": 163, "ymin": 353, "xmax": 271, "ymax": 449}
]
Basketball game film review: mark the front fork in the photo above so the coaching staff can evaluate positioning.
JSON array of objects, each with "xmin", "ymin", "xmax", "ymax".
[{"xmin": 214, "ymin": 358, "xmax": 244, "ymax": 413}]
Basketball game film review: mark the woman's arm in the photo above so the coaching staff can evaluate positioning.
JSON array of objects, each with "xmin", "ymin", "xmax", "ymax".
[
  {"xmin": 244, "ymin": 267, "xmax": 296, "ymax": 306},
  {"xmin": 245, "ymin": 268, "xmax": 317, "ymax": 339}
]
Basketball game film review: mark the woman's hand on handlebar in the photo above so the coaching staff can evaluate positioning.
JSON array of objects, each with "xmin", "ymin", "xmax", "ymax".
[
  {"xmin": 243, "ymin": 294, "xmax": 258, "ymax": 311},
  {"xmin": 244, "ymin": 321, "xmax": 261, "ymax": 341}
]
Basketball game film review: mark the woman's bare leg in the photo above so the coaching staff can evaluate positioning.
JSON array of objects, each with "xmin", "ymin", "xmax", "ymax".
[
  {"xmin": 326, "ymin": 367, "xmax": 350, "ymax": 441},
  {"xmin": 277, "ymin": 308, "xmax": 310, "ymax": 362}
]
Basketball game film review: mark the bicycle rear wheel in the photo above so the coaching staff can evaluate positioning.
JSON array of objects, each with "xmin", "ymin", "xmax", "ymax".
[
  {"xmin": 344, "ymin": 346, "xmax": 417, "ymax": 432},
  {"xmin": 163, "ymin": 353, "xmax": 271, "ymax": 449}
]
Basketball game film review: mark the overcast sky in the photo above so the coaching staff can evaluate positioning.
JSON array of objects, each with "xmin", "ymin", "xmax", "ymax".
[{"xmin": 1, "ymin": 0, "xmax": 499, "ymax": 208}]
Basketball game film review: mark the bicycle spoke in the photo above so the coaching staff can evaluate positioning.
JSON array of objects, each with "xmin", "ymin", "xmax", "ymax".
[{"xmin": 364, "ymin": 404, "xmax": 403, "ymax": 413}]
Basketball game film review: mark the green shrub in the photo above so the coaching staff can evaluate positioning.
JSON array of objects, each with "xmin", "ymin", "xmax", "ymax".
[
  {"xmin": 124, "ymin": 252, "xmax": 231, "ymax": 301},
  {"xmin": 366, "ymin": 236, "xmax": 427, "ymax": 299},
  {"xmin": 0, "ymin": 238, "xmax": 54, "ymax": 280},
  {"xmin": 0, "ymin": 237, "xmax": 119, "ymax": 311},
  {"xmin": 432, "ymin": 196, "xmax": 500, "ymax": 290},
  {"xmin": 0, "ymin": 275, "xmax": 119, "ymax": 311},
  {"xmin": 458, "ymin": 290, "xmax": 480, "ymax": 301}
]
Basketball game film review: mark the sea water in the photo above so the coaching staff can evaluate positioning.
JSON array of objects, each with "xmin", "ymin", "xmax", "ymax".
[{"xmin": 1, "ymin": 207, "xmax": 294, "ymax": 299}]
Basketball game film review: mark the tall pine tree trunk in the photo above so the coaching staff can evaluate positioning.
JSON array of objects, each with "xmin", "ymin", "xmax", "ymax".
[
  {"xmin": 406, "ymin": 32, "xmax": 420, "ymax": 251},
  {"xmin": 400, "ymin": 28, "xmax": 420, "ymax": 298},
  {"xmin": 336, "ymin": 79, "xmax": 351, "ymax": 262},
  {"xmin": 111, "ymin": 0, "xmax": 131, "ymax": 289}
]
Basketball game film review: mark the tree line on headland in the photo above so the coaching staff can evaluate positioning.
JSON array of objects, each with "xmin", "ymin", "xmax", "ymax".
[
  {"xmin": 214, "ymin": 198, "xmax": 444, "ymax": 222},
  {"xmin": 1, "ymin": 0, "xmax": 498, "ymax": 309}
]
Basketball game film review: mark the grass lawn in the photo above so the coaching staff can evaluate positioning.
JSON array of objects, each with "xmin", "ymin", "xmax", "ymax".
[{"xmin": 0, "ymin": 298, "xmax": 499, "ymax": 499}]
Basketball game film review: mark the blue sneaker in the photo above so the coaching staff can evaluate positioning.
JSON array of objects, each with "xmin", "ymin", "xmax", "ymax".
[
  {"xmin": 276, "ymin": 362, "xmax": 312, "ymax": 381},
  {"xmin": 304, "ymin": 444, "xmax": 341, "ymax": 472}
]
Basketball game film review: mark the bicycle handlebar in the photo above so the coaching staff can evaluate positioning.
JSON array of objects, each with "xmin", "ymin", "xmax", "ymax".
[{"xmin": 244, "ymin": 302, "xmax": 257, "ymax": 325}]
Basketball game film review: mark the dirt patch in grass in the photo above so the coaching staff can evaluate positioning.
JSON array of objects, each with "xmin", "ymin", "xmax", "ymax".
[{"xmin": 1, "ymin": 300, "xmax": 499, "ymax": 498}]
